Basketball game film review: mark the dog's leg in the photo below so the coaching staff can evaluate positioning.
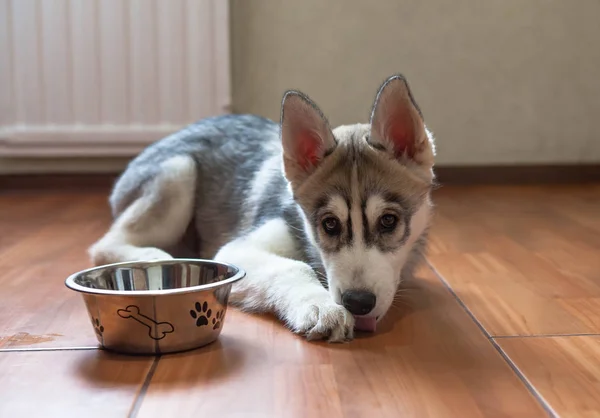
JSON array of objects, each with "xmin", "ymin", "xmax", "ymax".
[
  {"xmin": 89, "ymin": 155, "xmax": 196, "ymax": 265},
  {"xmin": 215, "ymin": 218, "xmax": 354, "ymax": 342}
]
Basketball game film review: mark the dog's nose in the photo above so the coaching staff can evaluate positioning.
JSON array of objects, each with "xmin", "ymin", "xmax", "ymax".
[{"xmin": 341, "ymin": 290, "xmax": 376, "ymax": 315}]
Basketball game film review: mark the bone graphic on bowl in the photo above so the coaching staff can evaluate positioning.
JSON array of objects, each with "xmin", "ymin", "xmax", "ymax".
[{"xmin": 117, "ymin": 305, "xmax": 175, "ymax": 340}]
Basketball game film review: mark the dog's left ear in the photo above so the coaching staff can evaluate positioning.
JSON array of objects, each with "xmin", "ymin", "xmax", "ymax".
[
  {"xmin": 280, "ymin": 91, "xmax": 336, "ymax": 186},
  {"xmin": 369, "ymin": 75, "xmax": 434, "ymax": 167}
]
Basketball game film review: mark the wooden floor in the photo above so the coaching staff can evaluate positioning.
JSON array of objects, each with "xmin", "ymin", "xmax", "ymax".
[{"xmin": 1, "ymin": 185, "xmax": 599, "ymax": 417}]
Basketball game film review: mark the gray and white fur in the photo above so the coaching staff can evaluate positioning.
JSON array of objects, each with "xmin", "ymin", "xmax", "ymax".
[{"xmin": 89, "ymin": 74, "xmax": 436, "ymax": 342}]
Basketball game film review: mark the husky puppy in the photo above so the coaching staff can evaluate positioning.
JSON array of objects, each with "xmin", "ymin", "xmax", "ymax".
[{"xmin": 89, "ymin": 74, "xmax": 436, "ymax": 342}]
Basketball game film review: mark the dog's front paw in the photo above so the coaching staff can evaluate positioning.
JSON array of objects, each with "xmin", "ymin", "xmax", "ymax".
[
  {"xmin": 89, "ymin": 244, "xmax": 173, "ymax": 266},
  {"xmin": 289, "ymin": 296, "xmax": 355, "ymax": 343},
  {"xmin": 129, "ymin": 247, "xmax": 173, "ymax": 262}
]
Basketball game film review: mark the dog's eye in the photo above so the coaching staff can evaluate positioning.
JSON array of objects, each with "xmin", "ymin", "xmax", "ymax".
[
  {"xmin": 379, "ymin": 214, "xmax": 398, "ymax": 231},
  {"xmin": 322, "ymin": 217, "xmax": 341, "ymax": 236}
]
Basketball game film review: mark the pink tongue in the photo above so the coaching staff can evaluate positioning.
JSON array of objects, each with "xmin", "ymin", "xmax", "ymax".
[{"xmin": 354, "ymin": 316, "xmax": 377, "ymax": 332}]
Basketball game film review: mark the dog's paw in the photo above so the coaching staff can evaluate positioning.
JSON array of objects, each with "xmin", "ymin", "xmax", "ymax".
[
  {"xmin": 89, "ymin": 244, "xmax": 173, "ymax": 266},
  {"xmin": 289, "ymin": 297, "xmax": 355, "ymax": 343},
  {"xmin": 128, "ymin": 247, "xmax": 173, "ymax": 262}
]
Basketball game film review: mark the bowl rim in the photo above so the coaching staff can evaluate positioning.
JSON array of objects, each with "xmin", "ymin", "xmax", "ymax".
[{"xmin": 65, "ymin": 258, "xmax": 246, "ymax": 296}]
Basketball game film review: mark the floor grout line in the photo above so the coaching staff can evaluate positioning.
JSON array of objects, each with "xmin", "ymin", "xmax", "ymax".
[
  {"xmin": 494, "ymin": 333, "xmax": 600, "ymax": 339},
  {"xmin": 0, "ymin": 346, "xmax": 99, "ymax": 353},
  {"xmin": 128, "ymin": 355, "xmax": 161, "ymax": 418},
  {"xmin": 426, "ymin": 259, "xmax": 558, "ymax": 418}
]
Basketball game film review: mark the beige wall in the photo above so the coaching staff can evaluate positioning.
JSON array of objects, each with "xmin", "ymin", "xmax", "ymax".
[
  {"xmin": 231, "ymin": 0, "xmax": 600, "ymax": 165},
  {"xmin": 0, "ymin": 157, "xmax": 130, "ymax": 175}
]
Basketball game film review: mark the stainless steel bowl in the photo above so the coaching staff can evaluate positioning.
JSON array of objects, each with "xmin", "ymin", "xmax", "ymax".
[{"xmin": 65, "ymin": 259, "xmax": 245, "ymax": 355}]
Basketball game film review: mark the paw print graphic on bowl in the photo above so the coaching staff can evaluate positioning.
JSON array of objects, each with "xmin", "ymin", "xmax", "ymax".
[
  {"xmin": 212, "ymin": 310, "xmax": 223, "ymax": 330},
  {"xmin": 190, "ymin": 301, "xmax": 212, "ymax": 327},
  {"xmin": 93, "ymin": 318, "xmax": 104, "ymax": 335}
]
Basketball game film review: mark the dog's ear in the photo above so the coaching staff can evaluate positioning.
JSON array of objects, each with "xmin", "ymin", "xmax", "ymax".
[
  {"xmin": 369, "ymin": 75, "xmax": 433, "ymax": 167},
  {"xmin": 281, "ymin": 91, "xmax": 336, "ymax": 185}
]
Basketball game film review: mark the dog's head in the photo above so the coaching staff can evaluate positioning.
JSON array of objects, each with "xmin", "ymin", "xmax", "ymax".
[{"xmin": 280, "ymin": 75, "xmax": 435, "ymax": 328}]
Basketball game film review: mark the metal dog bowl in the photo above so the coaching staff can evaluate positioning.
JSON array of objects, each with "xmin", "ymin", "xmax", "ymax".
[{"xmin": 65, "ymin": 259, "xmax": 245, "ymax": 355}]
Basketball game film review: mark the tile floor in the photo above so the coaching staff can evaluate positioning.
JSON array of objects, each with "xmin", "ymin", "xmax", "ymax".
[{"xmin": 1, "ymin": 185, "xmax": 599, "ymax": 417}]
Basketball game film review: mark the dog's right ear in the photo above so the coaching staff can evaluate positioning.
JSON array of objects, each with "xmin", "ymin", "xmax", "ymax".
[{"xmin": 280, "ymin": 91, "xmax": 336, "ymax": 186}]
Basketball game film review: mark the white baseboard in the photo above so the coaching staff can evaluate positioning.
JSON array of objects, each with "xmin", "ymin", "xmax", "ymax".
[{"xmin": 0, "ymin": 125, "xmax": 183, "ymax": 157}]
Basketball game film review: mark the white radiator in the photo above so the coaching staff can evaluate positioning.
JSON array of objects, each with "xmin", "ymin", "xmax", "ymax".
[{"xmin": 0, "ymin": 0, "xmax": 230, "ymax": 157}]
